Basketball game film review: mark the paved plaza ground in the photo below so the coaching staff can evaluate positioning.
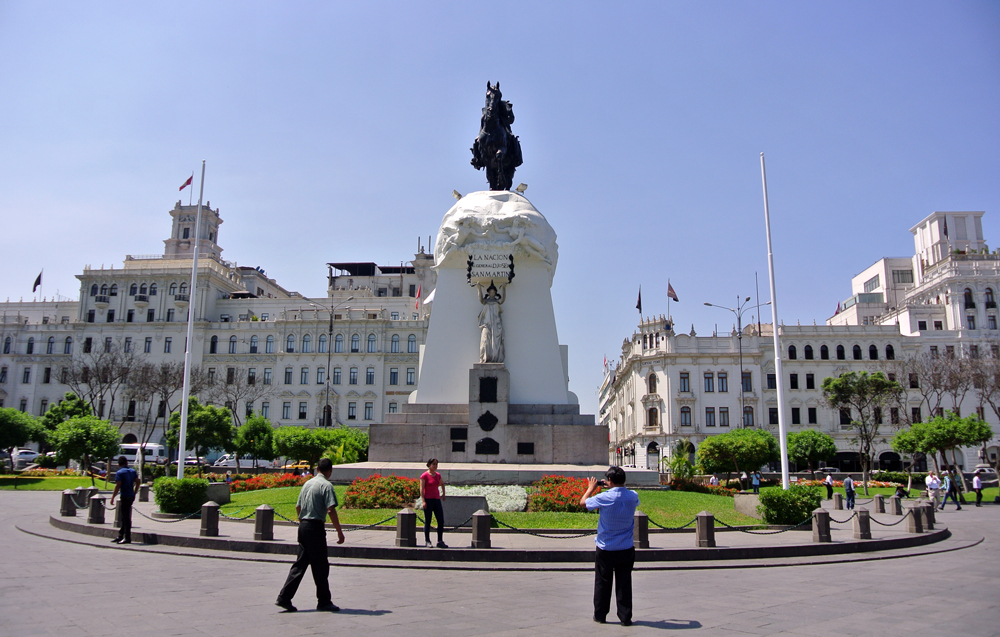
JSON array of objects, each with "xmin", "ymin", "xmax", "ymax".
[{"xmin": 2, "ymin": 491, "xmax": 998, "ymax": 636}]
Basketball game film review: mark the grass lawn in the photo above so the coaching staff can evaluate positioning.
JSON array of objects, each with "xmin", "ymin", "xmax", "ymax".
[
  {"xmin": 0, "ymin": 476, "xmax": 112, "ymax": 490},
  {"xmin": 220, "ymin": 487, "xmax": 760, "ymax": 529}
]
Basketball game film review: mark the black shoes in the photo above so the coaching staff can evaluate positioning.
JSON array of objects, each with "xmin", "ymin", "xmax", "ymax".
[
  {"xmin": 621, "ymin": 619, "xmax": 633, "ymax": 626},
  {"xmin": 275, "ymin": 600, "xmax": 297, "ymax": 612},
  {"xmin": 593, "ymin": 617, "xmax": 606, "ymax": 624},
  {"xmin": 316, "ymin": 603, "xmax": 341, "ymax": 612},
  {"xmin": 436, "ymin": 541, "xmax": 449, "ymax": 548},
  {"xmin": 113, "ymin": 538, "xmax": 131, "ymax": 544}
]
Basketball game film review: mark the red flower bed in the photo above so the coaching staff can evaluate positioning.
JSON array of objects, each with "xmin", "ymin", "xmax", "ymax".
[
  {"xmin": 343, "ymin": 474, "xmax": 420, "ymax": 509},
  {"xmin": 230, "ymin": 473, "xmax": 308, "ymax": 493},
  {"xmin": 670, "ymin": 478, "xmax": 738, "ymax": 498},
  {"xmin": 527, "ymin": 475, "xmax": 598, "ymax": 513}
]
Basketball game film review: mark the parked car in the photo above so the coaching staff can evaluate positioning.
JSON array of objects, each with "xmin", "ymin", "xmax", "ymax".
[
  {"xmin": 213, "ymin": 454, "xmax": 274, "ymax": 469},
  {"xmin": 282, "ymin": 460, "xmax": 311, "ymax": 471},
  {"xmin": 815, "ymin": 467, "xmax": 839, "ymax": 474},
  {"xmin": 973, "ymin": 464, "xmax": 997, "ymax": 476},
  {"xmin": 169, "ymin": 456, "xmax": 207, "ymax": 467}
]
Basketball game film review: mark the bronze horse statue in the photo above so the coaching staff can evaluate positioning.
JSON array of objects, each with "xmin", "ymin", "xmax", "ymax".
[{"xmin": 471, "ymin": 82, "xmax": 523, "ymax": 191}]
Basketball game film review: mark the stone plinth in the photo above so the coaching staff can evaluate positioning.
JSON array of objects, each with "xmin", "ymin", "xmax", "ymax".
[{"xmin": 733, "ymin": 493, "xmax": 762, "ymax": 520}]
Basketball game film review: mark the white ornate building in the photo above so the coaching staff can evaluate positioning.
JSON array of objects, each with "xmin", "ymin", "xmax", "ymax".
[
  {"xmin": 0, "ymin": 201, "xmax": 435, "ymax": 453},
  {"xmin": 601, "ymin": 211, "xmax": 1000, "ymax": 472}
]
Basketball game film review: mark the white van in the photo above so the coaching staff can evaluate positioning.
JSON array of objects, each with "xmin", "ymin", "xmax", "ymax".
[
  {"xmin": 213, "ymin": 454, "xmax": 274, "ymax": 469},
  {"xmin": 118, "ymin": 443, "xmax": 167, "ymax": 466}
]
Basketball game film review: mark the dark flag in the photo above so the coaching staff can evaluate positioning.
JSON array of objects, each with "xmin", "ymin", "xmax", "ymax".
[
  {"xmin": 636, "ymin": 286, "xmax": 642, "ymax": 314},
  {"xmin": 667, "ymin": 282, "xmax": 679, "ymax": 302},
  {"xmin": 32, "ymin": 272, "xmax": 42, "ymax": 292}
]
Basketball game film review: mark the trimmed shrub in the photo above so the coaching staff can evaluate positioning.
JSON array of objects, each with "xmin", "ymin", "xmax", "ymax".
[
  {"xmin": 146, "ymin": 464, "xmax": 201, "ymax": 480},
  {"xmin": 870, "ymin": 471, "xmax": 927, "ymax": 484},
  {"xmin": 670, "ymin": 478, "xmax": 738, "ymax": 498},
  {"xmin": 153, "ymin": 477, "xmax": 209, "ymax": 514},
  {"xmin": 344, "ymin": 474, "xmax": 420, "ymax": 509},
  {"xmin": 757, "ymin": 484, "xmax": 823, "ymax": 525},
  {"xmin": 230, "ymin": 473, "xmax": 308, "ymax": 493},
  {"xmin": 527, "ymin": 475, "xmax": 595, "ymax": 513}
]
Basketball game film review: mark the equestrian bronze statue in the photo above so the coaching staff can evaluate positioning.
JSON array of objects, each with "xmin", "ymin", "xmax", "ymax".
[{"xmin": 471, "ymin": 82, "xmax": 523, "ymax": 191}]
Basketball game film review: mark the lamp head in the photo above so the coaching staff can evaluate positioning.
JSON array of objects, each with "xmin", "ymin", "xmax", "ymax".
[{"xmin": 703, "ymin": 302, "xmax": 712, "ymax": 306}]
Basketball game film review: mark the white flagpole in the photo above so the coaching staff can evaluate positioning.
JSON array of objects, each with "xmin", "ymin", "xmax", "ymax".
[
  {"xmin": 177, "ymin": 160, "xmax": 206, "ymax": 479},
  {"xmin": 761, "ymin": 153, "xmax": 790, "ymax": 490}
]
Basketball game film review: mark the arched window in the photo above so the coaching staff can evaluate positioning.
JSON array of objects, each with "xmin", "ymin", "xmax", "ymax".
[
  {"xmin": 680, "ymin": 406, "xmax": 692, "ymax": 426},
  {"xmin": 648, "ymin": 407, "xmax": 659, "ymax": 428},
  {"xmin": 408, "ymin": 334, "xmax": 417, "ymax": 353},
  {"xmin": 391, "ymin": 334, "xmax": 400, "ymax": 353},
  {"xmin": 179, "ymin": 282, "xmax": 188, "ymax": 294},
  {"xmin": 648, "ymin": 374, "xmax": 657, "ymax": 394},
  {"xmin": 318, "ymin": 334, "xmax": 327, "ymax": 353},
  {"xmin": 821, "ymin": 344, "xmax": 829, "ymax": 360},
  {"xmin": 964, "ymin": 288, "xmax": 975, "ymax": 307},
  {"xmin": 3, "ymin": 336, "xmax": 10, "ymax": 354},
  {"xmin": 836, "ymin": 345, "xmax": 845, "ymax": 360},
  {"xmin": 169, "ymin": 283, "xmax": 177, "ymax": 295},
  {"xmin": 109, "ymin": 284, "xmax": 118, "ymax": 296},
  {"xmin": 367, "ymin": 334, "xmax": 377, "ymax": 353},
  {"xmin": 286, "ymin": 334, "xmax": 295, "ymax": 353},
  {"xmin": 334, "ymin": 334, "xmax": 344, "ymax": 353},
  {"xmin": 46, "ymin": 337, "xmax": 55, "ymax": 354},
  {"xmin": 229, "ymin": 336, "xmax": 238, "ymax": 354},
  {"xmin": 149, "ymin": 283, "xmax": 157, "ymax": 295},
  {"xmin": 100, "ymin": 284, "xmax": 108, "ymax": 295},
  {"xmin": 129, "ymin": 283, "xmax": 137, "ymax": 296},
  {"xmin": 351, "ymin": 334, "xmax": 360, "ymax": 352},
  {"xmin": 302, "ymin": 334, "xmax": 312, "ymax": 353},
  {"xmin": 139, "ymin": 284, "xmax": 147, "ymax": 295},
  {"xmin": 869, "ymin": 344, "xmax": 878, "ymax": 360},
  {"xmin": 26, "ymin": 337, "xmax": 34, "ymax": 355},
  {"xmin": 788, "ymin": 345, "xmax": 797, "ymax": 360},
  {"xmin": 64, "ymin": 337, "xmax": 72, "ymax": 354},
  {"xmin": 804, "ymin": 345, "xmax": 814, "ymax": 360},
  {"xmin": 885, "ymin": 344, "xmax": 895, "ymax": 360},
  {"xmin": 265, "ymin": 335, "xmax": 274, "ymax": 354},
  {"xmin": 987, "ymin": 288, "xmax": 996, "ymax": 306},
  {"xmin": 743, "ymin": 406, "xmax": 754, "ymax": 427},
  {"xmin": 250, "ymin": 335, "xmax": 258, "ymax": 353},
  {"xmin": 210, "ymin": 336, "xmax": 218, "ymax": 354},
  {"xmin": 853, "ymin": 345, "xmax": 862, "ymax": 360},
  {"xmin": 90, "ymin": 284, "xmax": 99, "ymax": 296}
]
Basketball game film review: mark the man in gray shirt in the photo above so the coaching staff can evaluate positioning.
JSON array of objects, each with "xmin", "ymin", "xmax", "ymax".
[{"xmin": 276, "ymin": 458, "xmax": 345, "ymax": 612}]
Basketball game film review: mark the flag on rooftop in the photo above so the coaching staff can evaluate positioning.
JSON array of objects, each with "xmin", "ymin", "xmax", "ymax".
[
  {"xmin": 636, "ymin": 286, "xmax": 642, "ymax": 315},
  {"xmin": 179, "ymin": 175, "xmax": 193, "ymax": 191},
  {"xmin": 415, "ymin": 284, "xmax": 422, "ymax": 309},
  {"xmin": 667, "ymin": 282, "xmax": 679, "ymax": 302},
  {"xmin": 32, "ymin": 272, "xmax": 42, "ymax": 292}
]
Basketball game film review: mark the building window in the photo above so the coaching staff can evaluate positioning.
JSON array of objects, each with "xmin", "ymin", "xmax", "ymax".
[
  {"xmin": 391, "ymin": 334, "xmax": 400, "ymax": 353},
  {"xmin": 282, "ymin": 402, "xmax": 291, "ymax": 420},
  {"xmin": 104, "ymin": 337, "xmax": 113, "ymax": 353},
  {"xmin": 169, "ymin": 283, "xmax": 177, "ymax": 295},
  {"xmin": 406, "ymin": 368, "xmax": 415, "ymax": 385},
  {"xmin": 929, "ymin": 346, "xmax": 939, "ymax": 358},
  {"xmin": 990, "ymin": 316, "xmax": 998, "ymax": 330},
  {"xmin": 836, "ymin": 345, "xmax": 845, "ymax": 360},
  {"xmin": 934, "ymin": 321, "xmax": 943, "ymax": 330},
  {"xmin": 349, "ymin": 367, "xmax": 358, "ymax": 385},
  {"xmin": 769, "ymin": 407, "xmax": 779, "ymax": 425},
  {"xmin": 885, "ymin": 344, "xmax": 895, "ymax": 360},
  {"xmin": 266, "ymin": 335, "xmax": 274, "ymax": 353},
  {"xmin": 0, "ymin": 367, "xmax": 6, "ymax": 383},
  {"xmin": 366, "ymin": 367, "xmax": 375, "ymax": 384},
  {"xmin": 364, "ymin": 402, "xmax": 373, "ymax": 420},
  {"xmin": 207, "ymin": 368, "xmax": 216, "ymax": 384},
  {"xmin": 967, "ymin": 315, "xmax": 977, "ymax": 330},
  {"xmin": 791, "ymin": 407, "xmax": 801, "ymax": 425},
  {"xmin": 680, "ymin": 406, "xmax": 691, "ymax": 426},
  {"xmin": 301, "ymin": 367, "xmax": 309, "ymax": 384},
  {"xmin": 347, "ymin": 402, "xmax": 356, "ymax": 420},
  {"xmin": 261, "ymin": 402, "xmax": 270, "ymax": 419},
  {"xmin": 964, "ymin": 288, "xmax": 975, "ymax": 308},
  {"xmin": 318, "ymin": 334, "xmax": 327, "ymax": 353},
  {"xmin": 82, "ymin": 337, "xmax": 92, "ymax": 353},
  {"xmin": 228, "ymin": 336, "xmax": 237, "ymax": 354},
  {"xmin": 87, "ymin": 310, "xmax": 95, "ymax": 323},
  {"xmin": 806, "ymin": 373, "xmax": 815, "ymax": 390},
  {"xmin": 804, "ymin": 345, "xmax": 814, "ymax": 360},
  {"xmin": 719, "ymin": 407, "xmax": 730, "ymax": 427},
  {"xmin": 408, "ymin": 334, "xmax": 417, "ymax": 353},
  {"xmin": 226, "ymin": 367, "xmax": 235, "ymax": 384},
  {"xmin": 332, "ymin": 368, "xmax": 341, "ymax": 384},
  {"xmin": 743, "ymin": 406, "xmax": 754, "ymax": 427},
  {"xmin": 283, "ymin": 367, "xmax": 293, "ymax": 384},
  {"xmin": 840, "ymin": 409, "xmax": 852, "ymax": 425},
  {"xmin": 909, "ymin": 373, "xmax": 919, "ymax": 389},
  {"xmin": 389, "ymin": 368, "xmax": 398, "ymax": 385},
  {"xmin": 298, "ymin": 402, "xmax": 307, "ymax": 420},
  {"xmin": 790, "ymin": 373, "xmax": 798, "ymax": 390},
  {"xmin": 864, "ymin": 274, "xmax": 880, "ymax": 293},
  {"xmin": 302, "ymin": 334, "xmax": 311, "ymax": 353},
  {"xmin": 788, "ymin": 345, "xmax": 797, "ymax": 360},
  {"xmin": 249, "ymin": 335, "xmax": 258, "ymax": 353},
  {"xmin": 286, "ymin": 334, "xmax": 295, "ymax": 353},
  {"xmin": 852, "ymin": 345, "xmax": 862, "ymax": 360},
  {"xmin": 766, "ymin": 374, "xmax": 776, "ymax": 390},
  {"xmin": 367, "ymin": 334, "xmax": 377, "ymax": 353},
  {"xmin": 351, "ymin": 334, "xmax": 360, "ymax": 352},
  {"xmin": 64, "ymin": 337, "xmax": 72, "ymax": 354},
  {"xmin": 819, "ymin": 344, "xmax": 829, "ymax": 360},
  {"xmin": 21, "ymin": 367, "xmax": 32, "ymax": 384},
  {"xmin": 335, "ymin": 334, "xmax": 344, "ymax": 353},
  {"xmin": 970, "ymin": 345, "xmax": 980, "ymax": 359},
  {"xmin": 164, "ymin": 337, "xmax": 172, "ymax": 353},
  {"xmin": 123, "ymin": 337, "xmax": 132, "ymax": 353},
  {"xmin": 316, "ymin": 366, "xmax": 326, "ymax": 384},
  {"xmin": 248, "ymin": 368, "xmax": 256, "ymax": 385},
  {"xmin": 149, "ymin": 283, "xmax": 156, "ymax": 296},
  {"xmin": 946, "ymin": 345, "xmax": 955, "ymax": 358},
  {"xmin": 911, "ymin": 407, "xmax": 922, "ymax": 423},
  {"xmin": 705, "ymin": 407, "xmax": 716, "ymax": 427},
  {"xmin": 917, "ymin": 320, "xmax": 927, "ymax": 331},
  {"xmin": 869, "ymin": 344, "xmax": 878, "ymax": 360},
  {"xmin": 19, "ymin": 399, "xmax": 27, "ymax": 412},
  {"xmin": 165, "ymin": 309, "xmax": 174, "ymax": 322},
  {"xmin": 263, "ymin": 368, "xmax": 272, "ymax": 385},
  {"xmin": 718, "ymin": 373, "xmax": 728, "ymax": 393},
  {"xmin": 742, "ymin": 371, "xmax": 752, "ymax": 392},
  {"xmin": 808, "ymin": 407, "xmax": 817, "ymax": 424},
  {"xmin": 129, "ymin": 283, "xmax": 137, "ymax": 295},
  {"xmin": 245, "ymin": 402, "xmax": 254, "ymax": 419},
  {"xmin": 144, "ymin": 337, "xmax": 152, "ymax": 353},
  {"xmin": 209, "ymin": 335, "xmax": 218, "ymax": 354},
  {"xmin": 45, "ymin": 337, "xmax": 55, "ymax": 354},
  {"xmin": 703, "ymin": 373, "xmax": 713, "ymax": 393},
  {"xmin": 679, "ymin": 372, "xmax": 690, "ymax": 393},
  {"xmin": 25, "ymin": 338, "xmax": 35, "ymax": 355}
]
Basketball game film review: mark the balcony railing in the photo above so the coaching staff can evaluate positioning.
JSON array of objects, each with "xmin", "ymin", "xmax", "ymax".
[
  {"xmin": 134, "ymin": 294, "xmax": 149, "ymax": 303},
  {"xmin": 94, "ymin": 295, "xmax": 110, "ymax": 305},
  {"xmin": 965, "ymin": 301, "xmax": 976, "ymax": 309},
  {"xmin": 174, "ymin": 294, "xmax": 189, "ymax": 302}
]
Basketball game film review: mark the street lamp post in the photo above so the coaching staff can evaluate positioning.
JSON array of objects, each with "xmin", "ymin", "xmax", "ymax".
[
  {"xmin": 704, "ymin": 297, "xmax": 770, "ymax": 428},
  {"xmin": 310, "ymin": 296, "xmax": 353, "ymax": 427}
]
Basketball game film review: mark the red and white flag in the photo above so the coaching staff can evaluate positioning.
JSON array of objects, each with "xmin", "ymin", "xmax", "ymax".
[
  {"xmin": 667, "ymin": 282, "xmax": 679, "ymax": 302},
  {"xmin": 415, "ymin": 285, "xmax": 421, "ymax": 309},
  {"xmin": 179, "ymin": 175, "xmax": 193, "ymax": 191}
]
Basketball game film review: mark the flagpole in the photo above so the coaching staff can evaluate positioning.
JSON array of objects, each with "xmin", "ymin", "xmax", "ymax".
[
  {"xmin": 189, "ymin": 172, "xmax": 194, "ymax": 206},
  {"xmin": 177, "ymin": 160, "xmax": 206, "ymax": 479},
  {"xmin": 667, "ymin": 279, "xmax": 670, "ymax": 324},
  {"xmin": 761, "ymin": 153, "xmax": 790, "ymax": 490}
]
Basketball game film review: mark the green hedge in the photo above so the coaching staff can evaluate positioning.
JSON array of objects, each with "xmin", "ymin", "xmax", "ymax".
[
  {"xmin": 872, "ymin": 471, "xmax": 928, "ymax": 484},
  {"xmin": 153, "ymin": 477, "xmax": 209, "ymax": 514},
  {"xmin": 756, "ymin": 485, "xmax": 822, "ymax": 525}
]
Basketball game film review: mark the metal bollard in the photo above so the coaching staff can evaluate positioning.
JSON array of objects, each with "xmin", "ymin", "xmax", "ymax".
[
  {"xmin": 832, "ymin": 493, "xmax": 844, "ymax": 510},
  {"xmin": 890, "ymin": 495, "xmax": 904, "ymax": 515},
  {"xmin": 874, "ymin": 494, "xmax": 885, "ymax": 514},
  {"xmin": 74, "ymin": 486, "xmax": 87, "ymax": 508},
  {"xmin": 633, "ymin": 511, "xmax": 649, "ymax": 549},
  {"xmin": 200, "ymin": 501, "xmax": 219, "ymax": 537},
  {"xmin": 906, "ymin": 506, "xmax": 923, "ymax": 533},
  {"xmin": 812, "ymin": 509, "xmax": 831, "ymax": 543},
  {"xmin": 395, "ymin": 508, "xmax": 416, "ymax": 547},
  {"xmin": 922, "ymin": 503, "xmax": 935, "ymax": 531},
  {"xmin": 85, "ymin": 486, "xmax": 100, "ymax": 504},
  {"xmin": 139, "ymin": 483, "xmax": 150, "ymax": 503},
  {"xmin": 853, "ymin": 508, "xmax": 872, "ymax": 540},
  {"xmin": 471, "ymin": 509, "xmax": 491, "ymax": 549},
  {"xmin": 60, "ymin": 489, "xmax": 77, "ymax": 517},
  {"xmin": 254, "ymin": 504, "xmax": 274, "ymax": 541},
  {"xmin": 695, "ymin": 511, "xmax": 716, "ymax": 548},
  {"xmin": 88, "ymin": 495, "xmax": 106, "ymax": 524},
  {"xmin": 113, "ymin": 500, "xmax": 123, "ymax": 528}
]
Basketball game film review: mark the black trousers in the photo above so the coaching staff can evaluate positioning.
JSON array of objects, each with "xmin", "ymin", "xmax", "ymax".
[
  {"xmin": 594, "ymin": 547, "xmax": 634, "ymax": 623},
  {"xmin": 278, "ymin": 519, "xmax": 331, "ymax": 605},
  {"xmin": 826, "ymin": 484, "xmax": 833, "ymax": 499},
  {"xmin": 116, "ymin": 497, "xmax": 134, "ymax": 541},
  {"xmin": 975, "ymin": 488, "xmax": 983, "ymax": 506},
  {"xmin": 424, "ymin": 498, "xmax": 444, "ymax": 543}
]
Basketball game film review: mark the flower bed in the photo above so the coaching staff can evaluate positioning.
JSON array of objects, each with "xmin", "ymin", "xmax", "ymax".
[
  {"xmin": 229, "ymin": 473, "xmax": 308, "ymax": 493},
  {"xmin": 527, "ymin": 475, "xmax": 596, "ymax": 513},
  {"xmin": 670, "ymin": 478, "xmax": 738, "ymax": 497},
  {"xmin": 18, "ymin": 468, "xmax": 80, "ymax": 477},
  {"xmin": 343, "ymin": 474, "xmax": 420, "ymax": 509},
  {"xmin": 797, "ymin": 479, "xmax": 902, "ymax": 488},
  {"xmin": 449, "ymin": 485, "xmax": 527, "ymax": 512}
]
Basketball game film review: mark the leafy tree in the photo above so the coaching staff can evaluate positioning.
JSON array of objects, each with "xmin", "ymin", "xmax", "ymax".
[
  {"xmin": 695, "ymin": 428, "xmax": 778, "ymax": 488},
  {"xmin": 0, "ymin": 408, "xmax": 40, "ymax": 474},
  {"xmin": 890, "ymin": 425, "xmax": 925, "ymax": 493},
  {"xmin": 40, "ymin": 393, "xmax": 92, "ymax": 442},
  {"xmin": 919, "ymin": 413, "xmax": 993, "ymax": 496},
  {"xmin": 822, "ymin": 370, "xmax": 903, "ymax": 495},
  {"xmin": 232, "ymin": 415, "xmax": 277, "ymax": 472},
  {"xmin": 165, "ymin": 399, "xmax": 233, "ymax": 478},
  {"xmin": 317, "ymin": 426, "xmax": 369, "ymax": 465},
  {"xmin": 273, "ymin": 427, "xmax": 327, "ymax": 472},
  {"xmin": 787, "ymin": 430, "xmax": 837, "ymax": 472},
  {"xmin": 50, "ymin": 416, "xmax": 120, "ymax": 486}
]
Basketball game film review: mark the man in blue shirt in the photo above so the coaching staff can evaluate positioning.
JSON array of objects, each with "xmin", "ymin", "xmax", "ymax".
[
  {"xmin": 581, "ymin": 466, "xmax": 640, "ymax": 626},
  {"xmin": 110, "ymin": 456, "xmax": 138, "ymax": 544}
]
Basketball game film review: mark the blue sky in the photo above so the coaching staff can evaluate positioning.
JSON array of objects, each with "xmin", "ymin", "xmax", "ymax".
[{"xmin": 1, "ymin": 1, "xmax": 998, "ymax": 415}]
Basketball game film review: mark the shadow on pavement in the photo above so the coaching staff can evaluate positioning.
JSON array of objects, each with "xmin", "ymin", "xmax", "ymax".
[
  {"xmin": 339, "ymin": 609, "xmax": 392, "ymax": 616},
  {"xmin": 631, "ymin": 619, "xmax": 702, "ymax": 630}
]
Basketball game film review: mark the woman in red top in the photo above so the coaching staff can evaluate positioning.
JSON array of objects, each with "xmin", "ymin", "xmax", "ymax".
[{"xmin": 420, "ymin": 458, "xmax": 448, "ymax": 548}]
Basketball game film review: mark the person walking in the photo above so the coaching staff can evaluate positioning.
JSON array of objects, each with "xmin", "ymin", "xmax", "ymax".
[
  {"xmin": 751, "ymin": 471, "xmax": 761, "ymax": 494},
  {"xmin": 276, "ymin": 457, "xmax": 345, "ymax": 613},
  {"xmin": 972, "ymin": 471, "xmax": 983, "ymax": 507},
  {"xmin": 110, "ymin": 456, "xmax": 138, "ymax": 545},
  {"xmin": 581, "ymin": 466, "xmax": 640, "ymax": 626},
  {"xmin": 843, "ymin": 474, "xmax": 856, "ymax": 510},
  {"xmin": 940, "ymin": 470, "xmax": 962, "ymax": 510},
  {"xmin": 824, "ymin": 473, "xmax": 834, "ymax": 500},
  {"xmin": 709, "ymin": 474, "xmax": 719, "ymax": 487},
  {"xmin": 925, "ymin": 470, "xmax": 941, "ymax": 509},
  {"xmin": 420, "ymin": 458, "xmax": 448, "ymax": 548}
]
